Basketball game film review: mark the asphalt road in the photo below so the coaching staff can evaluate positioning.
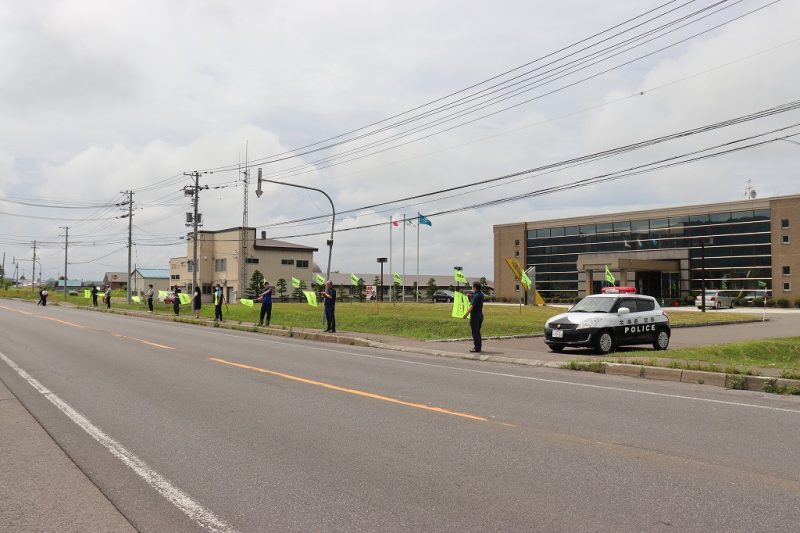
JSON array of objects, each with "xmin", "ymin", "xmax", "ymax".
[{"xmin": 1, "ymin": 300, "xmax": 799, "ymax": 532}]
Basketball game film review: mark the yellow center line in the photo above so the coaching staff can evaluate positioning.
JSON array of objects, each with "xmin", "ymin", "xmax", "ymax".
[
  {"xmin": 209, "ymin": 356, "xmax": 489, "ymax": 423},
  {"xmin": 39, "ymin": 316, "xmax": 85, "ymax": 329},
  {"xmin": 111, "ymin": 332, "xmax": 174, "ymax": 350},
  {"xmin": 0, "ymin": 305, "xmax": 32, "ymax": 316}
]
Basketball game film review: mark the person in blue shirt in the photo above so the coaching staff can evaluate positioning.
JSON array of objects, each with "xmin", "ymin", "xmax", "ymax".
[
  {"xmin": 463, "ymin": 281, "xmax": 484, "ymax": 353},
  {"xmin": 257, "ymin": 281, "xmax": 273, "ymax": 327},
  {"xmin": 320, "ymin": 280, "xmax": 336, "ymax": 333}
]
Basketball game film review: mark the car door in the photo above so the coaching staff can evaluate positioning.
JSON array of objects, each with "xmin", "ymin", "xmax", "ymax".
[{"xmin": 615, "ymin": 297, "xmax": 650, "ymax": 346}]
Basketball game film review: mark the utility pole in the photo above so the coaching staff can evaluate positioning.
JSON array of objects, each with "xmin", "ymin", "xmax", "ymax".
[
  {"xmin": 60, "ymin": 227, "xmax": 69, "ymax": 299},
  {"xmin": 119, "ymin": 191, "xmax": 134, "ymax": 304},
  {"xmin": 1, "ymin": 252, "xmax": 5, "ymax": 288},
  {"xmin": 241, "ymin": 145, "xmax": 249, "ymax": 301},
  {"xmin": 184, "ymin": 172, "xmax": 207, "ymax": 297},
  {"xmin": 31, "ymin": 240, "xmax": 37, "ymax": 294}
]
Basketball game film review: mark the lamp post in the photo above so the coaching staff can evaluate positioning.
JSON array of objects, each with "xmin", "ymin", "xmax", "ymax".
[
  {"xmin": 377, "ymin": 257, "xmax": 387, "ymax": 301},
  {"xmin": 694, "ymin": 237, "xmax": 713, "ymax": 313},
  {"xmin": 256, "ymin": 168, "xmax": 335, "ymax": 283}
]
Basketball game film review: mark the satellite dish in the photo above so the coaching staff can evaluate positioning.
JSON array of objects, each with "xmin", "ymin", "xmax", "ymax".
[{"xmin": 750, "ymin": 190, "xmax": 757, "ymax": 199}]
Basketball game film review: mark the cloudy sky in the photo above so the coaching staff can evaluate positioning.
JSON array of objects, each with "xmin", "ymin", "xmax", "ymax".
[{"xmin": 1, "ymin": 0, "xmax": 799, "ymax": 283}]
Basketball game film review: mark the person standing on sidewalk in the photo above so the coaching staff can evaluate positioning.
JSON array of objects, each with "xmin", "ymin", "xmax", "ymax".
[
  {"xmin": 104, "ymin": 285, "xmax": 111, "ymax": 309},
  {"xmin": 214, "ymin": 284, "xmax": 224, "ymax": 322},
  {"xmin": 320, "ymin": 280, "xmax": 336, "ymax": 333},
  {"xmin": 257, "ymin": 281, "xmax": 273, "ymax": 327},
  {"xmin": 172, "ymin": 286, "xmax": 181, "ymax": 316},
  {"xmin": 192, "ymin": 285, "xmax": 202, "ymax": 319},
  {"xmin": 146, "ymin": 284, "xmax": 154, "ymax": 313},
  {"xmin": 91, "ymin": 285, "xmax": 98, "ymax": 307},
  {"xmin": 463, "ymin": 280, "xmax": 484, "ymax": 353}
]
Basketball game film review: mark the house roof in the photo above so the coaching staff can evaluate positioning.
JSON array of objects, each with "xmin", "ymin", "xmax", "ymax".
[
  {"xmin": 254, "ymin": 238, "xmax": 318, "ymax": 252},
  {"xmin": 134, "ymin": 268, "xmax": 170, "ymax": 279}
]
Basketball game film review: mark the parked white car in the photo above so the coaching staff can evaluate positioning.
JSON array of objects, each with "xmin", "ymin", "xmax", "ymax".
[{"xmin": 695, "ymin": 290, "xmax": 735, "ymax": 309}]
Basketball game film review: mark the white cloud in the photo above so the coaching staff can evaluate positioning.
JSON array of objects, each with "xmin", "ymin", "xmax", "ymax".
[{"xmin": 1, "ymin": 0, "xmax": 798, "ymax": 281}]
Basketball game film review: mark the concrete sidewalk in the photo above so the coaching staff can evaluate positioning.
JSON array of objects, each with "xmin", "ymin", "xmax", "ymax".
[{"xmin": 0, "ymin": 379, "xmax": 135, "ymax": 532}]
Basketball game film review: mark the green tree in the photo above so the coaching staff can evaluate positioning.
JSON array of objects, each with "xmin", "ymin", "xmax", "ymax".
[
  {"xmin": 425, "ymin": 277, "xmax": 437, "ymax": 300},
  {"xmin": 356, "ymin": 277, "xmax": 365, "ymax": 302},
  {"xmin": 276, "ymin": 278, "xmax": 287, "ymax": 301},
  {"xmin": 248, "ymin": 270, "xmax": 265, "ymax": 297},
  {"xmin": 393, "ymin": 281, "xmax": 402, "ymax": 300},
  {"xmin": 293, "ymin": 280, "xmax": 307, "ymax": 301},
  {"xmin": 479, "ymin": 276, "xmax": 489, "ymax": 293}
]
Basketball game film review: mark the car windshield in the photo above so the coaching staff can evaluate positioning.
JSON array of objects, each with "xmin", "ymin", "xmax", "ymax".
[{"xmin": 569, "ymin": 296, "xmax": 616, "ymax": 313}]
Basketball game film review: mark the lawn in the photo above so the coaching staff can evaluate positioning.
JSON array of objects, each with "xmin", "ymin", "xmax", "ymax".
[
  {"xmin": 620, "ymin": 337, "xmax": 800, "ymax": 375},
  {"xmin": 2, "ymin": 288, "xmax": 762, "ymax": 340}
]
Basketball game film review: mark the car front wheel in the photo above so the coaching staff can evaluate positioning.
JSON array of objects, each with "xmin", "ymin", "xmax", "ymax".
[
  {"xmin": 594, "ymin": 330, "xmax": 615, "ymax": 355},
  {"xmin": 653, "ymin": 328, "xmax": 670, "ymax": 351}
]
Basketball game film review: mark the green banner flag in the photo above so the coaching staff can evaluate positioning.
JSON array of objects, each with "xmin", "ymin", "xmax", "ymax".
[
  {"xmin": 83, "ymin": 289, "xmax": 91, "ymax": 299},
  {"xmin": 757, "ymin": 280, "xmax": 767, "ymax": 288},
  {"xmin": 315, "ymin": 273, "xmax": 326, "ymax": 286},
  {"xmin": 393, "ymin": 272, "xmax": 402, "ymax": 285},
  {"xmin": 454, "ymin": 269, "xmax": 468, "ymax": 284},
  {"xmin": 178, "ymin": 293, "xmax": 191, "ymax": 305},
  {"xmin": 303, "ymin": 290, "xmax": 318, "ymax": 307},
  {"xmin": 239, "ymin": 298, "xmax": 254, "ymax": 307},
  {"xmin": 350, "ymin": 273, "xmax": 360, "ymax": 286},
  {"xmin": 520, "ymin": 271, "xmax": 531, "ymax": 291},
  {"xmin": 291, "ymin": 277, "xmax": 301, "ymax": 289},
  {"xmin": 452, "ymin": 291, "xmax": 470, "ymax": 318},
  {"xmin": 605, "ymin": 265, "xmax": 616, "ymax": 285},
  {"xmin": 132, "ymin": 296, "xmax": 141, "ymax": 303},
  {"xmin": 159, "ymin": 290, "xmax": 168, "ymax": 299}
]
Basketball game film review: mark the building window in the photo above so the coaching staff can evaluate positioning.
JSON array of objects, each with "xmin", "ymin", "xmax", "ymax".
[
  {"xmin": 214, "ymin": 258, "xmax": 226, "ymax": 272},
  {"xmin": 515, "ymin": 284, "xmax": 520, "ymax": 291},
  {"xmin": 187, "ymin": 260, "xmax": 194, "ymax": 272},
  {"xmin": 782, "ymin": 235, "xmax": 790, "ymax": 244},
  {"xmin": 245, "ymin": 258, "xmax": 259, "ymax": 264},
  {"xmin": 784, "ymin": 282, "xmax": 791, "ymax": 292},
  {"xmin": 514, "ymin": 250, "xmax": 519, "ymax": 257},
  {"xmin": 281, "ymin": 259, "xmax": 294, "ymax": 265},
  {"xmin": 781, "ymin": 218, "xmax": 790, "ymax": 229},
  {"xmin": 514, "ymin": 239, "xmax": 520, "ymax": 246},
  {"xmin": 171, "ymin": 274, "xmax": 180, "ymax": 280},
  {"xmin": 296, "ymin": 260, "xmax": 309, "ymax": 268},
  {"xmin": 784, "ymin": 266, "xmax": 791, "ymax": 276}
]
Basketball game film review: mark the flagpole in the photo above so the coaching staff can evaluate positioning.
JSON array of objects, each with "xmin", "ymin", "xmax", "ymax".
[
  {"xmin": 402, "ymin": 213, "xmax": 406, "ymax": 303},
  {"xmin": 416, "ymin": 214, "xmax": 420, "ymax": 303},
  {"xmin": 389, "ymin": 216, "xmax": 393, "ymax": 303}
]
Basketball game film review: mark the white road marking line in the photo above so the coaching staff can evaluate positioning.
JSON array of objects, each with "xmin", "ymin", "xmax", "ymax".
[
  {"xmin": 0, "ymin": 350, "xmax": 238, "ymax": 533},
  {"xmin": 213, "ymin": 332, "xmax": 800, "ymax": 415}
]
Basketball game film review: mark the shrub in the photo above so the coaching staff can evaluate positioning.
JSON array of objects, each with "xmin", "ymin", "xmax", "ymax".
[
  {"xmin": 726, "ymin": 374, "xmax": 746, "ymax": 390},
  {"xmin": 776, "ymin": 298, "xmax": 790, "ymax": 308},
  {"xmin": 795, "ymin": 298, "xmax": 800, "ymax": 309},
  {"xmin": 753, "ymin": 298, "xmax": 764, "ymax": 307},
  {"xmin": 766, "ymin": 298, "xmax": 776, "ymax": 307}
]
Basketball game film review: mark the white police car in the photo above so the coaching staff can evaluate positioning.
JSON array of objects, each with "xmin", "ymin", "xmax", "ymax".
[{"xmin": 544, "ymin": 293, "xmax": 670, "ymax": 355}]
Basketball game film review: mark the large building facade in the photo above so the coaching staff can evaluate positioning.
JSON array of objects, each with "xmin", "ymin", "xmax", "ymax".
[
  {"xmin": 494, "ymin": 194, "xmax": 799, "ymax": 303},
  {"xmin": 170, "ymin": 227, "xmax": 317, "ymax": 303}
]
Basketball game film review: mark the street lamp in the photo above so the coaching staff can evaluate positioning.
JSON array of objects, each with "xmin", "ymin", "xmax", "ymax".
[
  {"xmin": 694, "ymin": 237, "xmax": 713, "ymax": 312},
  {"xmin": 377, "ymin": 257, "xmax": 387, "ymax": 301},
  {"xmin": 256, "ymin": 168, "xmax": 335, "ymax": 283}
]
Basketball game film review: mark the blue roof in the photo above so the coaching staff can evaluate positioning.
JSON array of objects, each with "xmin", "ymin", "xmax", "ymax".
[{"xmin": 136, "ymin": 268, "xmax": 170, "ymax": 279}]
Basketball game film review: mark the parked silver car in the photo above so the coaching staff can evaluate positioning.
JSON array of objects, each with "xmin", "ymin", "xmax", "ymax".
[{"xmin": 695, "ymin": 290, "xmax": 735, "ymax": 309}]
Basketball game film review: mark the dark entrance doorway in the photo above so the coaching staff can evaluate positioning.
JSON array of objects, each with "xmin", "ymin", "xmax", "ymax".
[{"xmin": 635, "ymin": 271, "xmax": 662, "ymax": 299}]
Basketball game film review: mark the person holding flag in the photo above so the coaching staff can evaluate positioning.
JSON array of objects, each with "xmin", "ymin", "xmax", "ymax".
[
  {"xmin": 172, "ymin": 286, "xmax": 181, "ymax": 316},
  {"xmin": 146, "ymin": 284, "xmax": 154, "ymax": 313},
  {"xmin": 462, "ymin": 281, "xmax": 485, "ymax": 353},
  {"xmin": 214, "ymin": 284, "xmax": 225, "ymax": 322},
  {"xmin": 320, "ymin": 280, "xmax": 336, "ymax": 333},
  {"xmin": 192, "ymin": 285, "xmax": 202, "ymax": 318},
  {"xmin": 257, "ymin": 281, "xmax": 274, "ymax": 327}
]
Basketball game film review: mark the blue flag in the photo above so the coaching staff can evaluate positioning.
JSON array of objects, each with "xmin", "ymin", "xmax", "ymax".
[{"xmin": 418, "ymin": 213, "xmax": 432, "ymax": 226}]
